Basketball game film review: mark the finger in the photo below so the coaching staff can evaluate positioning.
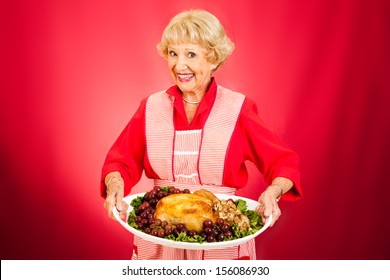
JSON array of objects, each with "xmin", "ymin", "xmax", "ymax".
[
  {"xmin": 261, "ymin": 199, "xmax": 277, "ymax": 226},
  {"xmin": 261, "ymin": 209, "xmax": 270, "ymax": 225},
  {"xmin": 256, "ymin": 203, "xmax": 267, "ymax": 224},
  {"xmin": 258, "ymin": 192, "xmax": 278, "ymax": 224},
  {"xmin": 262, "ymin": 209, "xmax": 271, "ymax": 225},
  {"xmin": 255, "ymin": 202, "xmax": 264, "ymax": 213},
  {"xmin": 263, "ymin": 204, "xmax": 272, "ymax": 218},
  {"xmin": 108, "ymin": 177, "xmax": 124, "ymax": 211},
  {"xmin": 104, "ymin": 193, "xmax": 117, "ymax": 220},
  {"xmin": 104, "ymin": 193, "xmax": 114, "ymax": 212},
  {"xmin": 269, "ymin": 202, "xmax": 281, "ymax": 227},
  {"xmin": 262, "ymin": 198, "xmax": 273, "ymax": 218},
  {"xmin": 115, "ymin": 189, "xmax": 124, "ymax": 212},
  {"xmin": 119, "ymin": 201, "xmax": 129, "ymax": 221}
]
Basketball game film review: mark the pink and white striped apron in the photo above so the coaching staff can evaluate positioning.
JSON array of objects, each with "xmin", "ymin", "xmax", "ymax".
[{"xmin": 132, "ymin": 86, "xmax": 256, "ymax": 260}]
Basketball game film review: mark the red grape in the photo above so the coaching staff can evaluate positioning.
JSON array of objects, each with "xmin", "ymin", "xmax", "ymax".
[
  {"xmin": 149, "ymin": 190, "xmax": 157, "ymax": 198},
  {"xmin": 216, "ymin": 218, "xmax": 224, "ymax": 227},
  {"xmin": 149, "ymin": 198, "xmax": 158, "ymax": 207},
  {"xmin": 207, "ymin": 235, "xmax": 215, "ymax": 242},
  {"xmin": 157, "ymin": 229, "xmax": 165, "ymax": 238},
  {"xmin": 204, "ymin": 227, "xmax": 213, "ymax": 235},
  {"xmin": 217, "ymin": 233, "xmax": 225, "ymax": 241},
  {"xmin": 140, "ymin": 212, "xmax": 148, "ymax": 219},
  {"xmin": 142, "ymin": 201, "xmax": 150, "ymax": 208},
  {"xmin": 176, "ymin": 223, "xmax": 185, "ymax": 231},
  {"xmin": 172, "ymin": 229, "xmax": 179, "ymax": 237},
  {"xmin": 157, "ymin": 192, "xmax": 165, "ymax": 199},
  {"xmin": 203, "ymin": 219, "xmax": 213, "ymax": 228},
  {"xmin": 141, "ymin": 219, "xmax": 149, "ymax": 226},
  {"xmin": 154, "ymin": 219, "xmax": 162, "ymax": 226},
  {"xmin": 137, "ymin": 223, "xmax": 144, "ymax": 229},
  {"xmin": 221, "ymin": 224, "xmax": 230, "ymax": 232}
]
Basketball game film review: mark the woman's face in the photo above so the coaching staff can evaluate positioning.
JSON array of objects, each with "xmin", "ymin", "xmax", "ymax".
[{"xmin": 167, "ymin": 43, "xmax": 216, "ymax": 96}]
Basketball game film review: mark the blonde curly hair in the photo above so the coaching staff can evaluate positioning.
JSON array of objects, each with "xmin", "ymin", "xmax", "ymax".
[{"xmin": 157, "ymin": 9, "xmax": 235, "ymax": 71}]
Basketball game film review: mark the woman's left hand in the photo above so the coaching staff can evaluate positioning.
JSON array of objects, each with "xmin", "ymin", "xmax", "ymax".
[{"xmin": 256, "ymin": 186, "xmax": 282, "ymax": 227}]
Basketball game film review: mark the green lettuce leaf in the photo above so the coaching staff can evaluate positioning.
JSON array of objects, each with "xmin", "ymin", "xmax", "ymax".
[
  {"xmin": 165, "ymin": 232, "xmax": 206, "ymax": 243},
  {"xmin": 245, "ymin": 209, "xmax": 262, "ymax": 229},
  {"xmin": 159, "ymin": 186, "xmax": 171, "ymax": 193},
  {"xmin": 235, "ymin": 199, "xmax": 247, "ymax": 212},
  {"xmin": 130, "ymin": 195, "xmax": 143, "ymax": 211},
  {"xmin": 127, "ymin": 210, "xmax": 138, "ymax": 228}
]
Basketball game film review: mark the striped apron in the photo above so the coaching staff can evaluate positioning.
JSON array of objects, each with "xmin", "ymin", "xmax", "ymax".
[{"xmin": 132, "ymin": 86, "xmax": 256, "ymax": 260}]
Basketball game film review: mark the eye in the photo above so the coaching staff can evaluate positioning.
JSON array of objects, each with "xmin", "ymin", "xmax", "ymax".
[
  {"xmin": 188, "ymin": 52, "xmax": 196, "ymax": 58},
  {"xmin": 168, "ymin": 51, "xmax": 177, "ymax": 57}
]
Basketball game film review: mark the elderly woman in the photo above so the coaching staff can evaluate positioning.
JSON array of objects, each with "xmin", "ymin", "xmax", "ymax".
[{"xmin": 101, "ymin": 9, "xmax": 302, "ymax": 260}]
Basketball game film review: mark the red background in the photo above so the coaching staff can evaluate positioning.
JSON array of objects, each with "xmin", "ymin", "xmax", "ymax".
[{"xmin": 1, "ymin": 0, "xmax": 389, "ymax": 259}]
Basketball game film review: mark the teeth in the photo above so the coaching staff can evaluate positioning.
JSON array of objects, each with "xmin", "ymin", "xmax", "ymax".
[{"xmin": 178, "ymin": 74, "xmax": 193, "ymax": 79}]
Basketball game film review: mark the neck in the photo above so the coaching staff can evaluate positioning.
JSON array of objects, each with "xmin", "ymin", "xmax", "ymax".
[
  {"xmin": 180, "ymin": 77, "xmax": 213, "ymax": 104},
  {"xmin": 182, "ymin": 96, "xmax": 201, "ymax": 104}
]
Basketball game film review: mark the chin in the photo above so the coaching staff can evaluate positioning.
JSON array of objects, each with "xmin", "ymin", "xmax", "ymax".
[{"xmin": 177, "ymin": 83, "xmax": 194, "ymax": 93}]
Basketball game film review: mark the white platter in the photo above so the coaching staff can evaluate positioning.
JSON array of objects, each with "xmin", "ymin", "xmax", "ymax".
[{"xmin": 113, "ymin": 192, "xmax": 272, "ymax": 250}]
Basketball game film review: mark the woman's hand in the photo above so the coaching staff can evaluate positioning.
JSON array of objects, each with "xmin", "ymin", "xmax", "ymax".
[
  {"xmin": 256, "ymin": 178, "xmax": 294, "ymax": 227},
  {"xmin": 256, "ymin": 185, "xmax": 282, "ymax": 227},
  {"xmin": 104, "ymin": 172, "xmax": 128, "ymax": 221}
]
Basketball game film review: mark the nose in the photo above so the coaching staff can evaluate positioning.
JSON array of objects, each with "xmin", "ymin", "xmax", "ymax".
[
  {"xmin": 176, "ymin": 64, "xmax": 188, "ymax": 71},
  {"xmin": 176, "ymin": 55, "xmax": 188, "ymax": 71}
]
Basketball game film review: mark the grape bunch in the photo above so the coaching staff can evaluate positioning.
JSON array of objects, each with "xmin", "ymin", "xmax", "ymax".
[{"xmin": 199, "ymin": 218, "xmax": 233, "ymax": 242}]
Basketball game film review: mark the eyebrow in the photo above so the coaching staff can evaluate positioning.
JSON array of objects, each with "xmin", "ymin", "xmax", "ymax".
[{"xmin": 168, "ymin": 47, "xmax": 200, "ymax": 52}]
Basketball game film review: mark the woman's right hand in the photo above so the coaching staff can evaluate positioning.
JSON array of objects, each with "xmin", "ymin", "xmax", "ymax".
[{"xmin": 104, "ymin": 172, "xmax": 128, "ymax": 221}]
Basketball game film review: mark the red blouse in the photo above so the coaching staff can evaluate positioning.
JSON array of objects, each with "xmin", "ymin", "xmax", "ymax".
[{"xmin": 101, "ymin": 78, "xmax": 302, "ymax": 200}]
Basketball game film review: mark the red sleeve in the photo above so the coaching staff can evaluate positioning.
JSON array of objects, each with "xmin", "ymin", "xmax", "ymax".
[
  {"xmin": 226, "ymin": 98, "xmax": 302, "ymax": 201},
  {"xmin": 100, "ymin": 98, "xmax": 147, "ymax": 197}
]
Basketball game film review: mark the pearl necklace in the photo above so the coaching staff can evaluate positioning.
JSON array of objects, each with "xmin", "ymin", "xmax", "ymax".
[{"xmin": 182, "ymin": 97, "xmax": 201, "ymax": 104}]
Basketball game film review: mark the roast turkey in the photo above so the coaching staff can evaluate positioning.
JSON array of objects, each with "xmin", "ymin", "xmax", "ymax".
[{"xmin": 154, "ymin": 189, "xmax": 219, "ymax": 232}]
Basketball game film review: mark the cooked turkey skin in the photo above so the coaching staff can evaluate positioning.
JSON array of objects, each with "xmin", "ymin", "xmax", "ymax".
[{"xmin": 154, "ymin": 193, "xmax": 218, "ymax": 232}]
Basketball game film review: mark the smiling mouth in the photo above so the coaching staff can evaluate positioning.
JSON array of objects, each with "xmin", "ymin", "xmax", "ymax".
[{"xmin": 177, "ymin": 73, "xmax": 194, "ymax": 82}]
